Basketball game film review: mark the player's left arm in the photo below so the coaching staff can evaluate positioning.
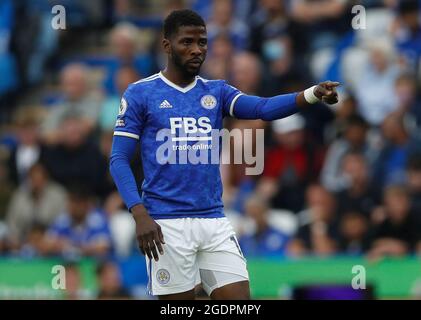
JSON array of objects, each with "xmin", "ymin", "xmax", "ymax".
[{"xmin": 227, "ymin": 81, "xmax": 340, "ymax": 120}]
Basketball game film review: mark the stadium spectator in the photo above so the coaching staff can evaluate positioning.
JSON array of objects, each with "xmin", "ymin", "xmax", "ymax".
[
  {"xmin": 248, "ymin": 0, "xmax": 290, "ymax": 59},
  {"xmin": 290, "ymin": 0, "xmax": 350, "ymax": 50},
  {"xmin": 10, "ymin": 0, "xmax": 59, "ymax": 87},
  {"xmin": 291, "ymin": 0, "xmax": 351, "ymax": 83},
  {"xmin": 191, "ymin": 0, "xmax": 256, "ymax": 22},
  {"xmin": 206, "ymin": 0, "xmax": 249, "ymax": 50},
  {"xmin": 265, "ymin": 34, "xmax": 295, "ymax": 88},
  {"xmin": 40, "ymin": 115, "xmax": 108, "ymax": 197},
  {"xmin": 103, "ymin": 22, "xmax": 153, "ymax": 95},
  {"xmin": 373, "ymin": 113, "xmax": 421, "ymax": 190},
  {"xmin": 321, "ymin": 114, "xmax": 377, "ymax": 193},
  {"xmin": 239, "ymin": 195, "xmax": 290, "ymax": 257},
  {"xmin": 367, "ymin": 185, "xmax": 421, "ymax": 259},
  {"xmin": 334, "ymin": 152, "xmax": 379, "ymax": 218},
  {"xmin": 392, "ymin": 0, "xmax": 421, "ymax": 73},
  {"xmin": 42, "ymin": 185, "xmax": 113, "ymax": 258},
  {"xmin": 202, "ymin": 32, "xmax": 234, "ymax": 80},
  {"xmin": 63, "ymin": 262, "xmax": 91, "ymax": 300},
  {"xmin": 102, "ymin": 187, "xmax": 136, "ymax": 258},
  {"xmin": 393, "ymin": 72, "xmax": 421, "ymax": 130},
  {"xmin": 290, "ymin": 0, "xmax": 349, "ymax": 25},
  {"xmin": 99, "ymin": 65, "xmax": 140, "ymax": 131},
  {"xmin": 324, "ymin": 93, "xmax": 358, "ymax": 142},
  {"xmin": 354, "ymin": 38, "xmax": 400, "ymax": 126},
  {"xmin": 5, "ymin": 162, "xmax": 67, "ymax": 250},
  {"xmin": 338, "ymin": 211, "xmax": 369, "ymax": 255},
  {"xmin": 288, "ymin": 184, "xmax": 338, "ymax": 256},
  {"xmin": 256, "ymin": 114, "xmax": 324, "ymax": 213},
  {"xmin": 96, "ymin": 261, "xmax": 131, "ymax": 299},
  {"xmin": 7, "ymin": 106, "xmax": 46, "ymax": 184},
  {"xmin": 18, "ymin": 223, "xmax": 47, "ymax": 258},
  {"xmin": 250, "ymin": 1, "xmax": 310, "ymax": 95},
  {"xmin": 405, "ymin": 154, "xmax": 421, "ymax": 218},
  {"xmin": 230, "ymin": 52, "xmax": 264, "ymax": 95},
  {"xmin": 41, "ymin": 63, "xmax": 102, "ymax": 145},
  {"xmin": 112, "ymin": 0, "xmax": 141, "ymax": 19}
]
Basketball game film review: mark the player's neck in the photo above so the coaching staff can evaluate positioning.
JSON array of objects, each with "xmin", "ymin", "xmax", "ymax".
[{"xmin": 162, "ymin": 66, "xmax": 196, "ymax": 88}]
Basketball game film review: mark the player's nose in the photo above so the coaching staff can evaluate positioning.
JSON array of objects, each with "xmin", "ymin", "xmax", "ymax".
[{"xmin": 191, "ymin": 43, "xmax": 202, "ymax": 56}]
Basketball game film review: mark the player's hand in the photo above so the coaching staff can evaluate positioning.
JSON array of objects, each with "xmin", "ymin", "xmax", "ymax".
[
  {"xmin": 132, "ymin": 204, "xmax": 165, "ymax": 261},
  {"xmin": 314, "ymin": 81, "xmax": 340, "ymax": 104}
]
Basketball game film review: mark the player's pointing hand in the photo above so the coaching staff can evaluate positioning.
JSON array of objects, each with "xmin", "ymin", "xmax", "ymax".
[
  {"xmin": 314, "ymin": 81, "xmax": 340, "ymax": 105},
  {"xmin": 132, "ymin": 204, "xmax": 165, "ymax": 261}
]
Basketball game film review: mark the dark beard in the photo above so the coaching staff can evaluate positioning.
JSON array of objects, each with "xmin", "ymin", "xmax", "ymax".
[{"xmin": 171, "ymin": 49, "xmax": 200, "ymax": 77}]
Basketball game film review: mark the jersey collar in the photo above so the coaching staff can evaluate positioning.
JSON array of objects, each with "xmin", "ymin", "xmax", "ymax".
[{"xmin": 159, "ymin": 71, "xmax": 198, "ymax": 93}]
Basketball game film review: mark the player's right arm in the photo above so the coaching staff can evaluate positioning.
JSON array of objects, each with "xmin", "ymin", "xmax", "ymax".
[
  {"xmin": 222, "ymin": 81, "xmax": 339, "ymax": 120},
  {"xmin": 109, "ymin": 86, "xmax": 165, "ymax": 261}
]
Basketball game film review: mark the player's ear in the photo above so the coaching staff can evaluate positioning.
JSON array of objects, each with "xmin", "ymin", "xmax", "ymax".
[{"xmin": 162, "ymin": 38, "xmax": 171, "ymax": 55}]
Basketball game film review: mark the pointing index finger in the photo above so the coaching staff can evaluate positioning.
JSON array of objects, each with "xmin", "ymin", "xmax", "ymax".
[{"xmin": 326, "ymin": 81, "xmax": 340, "ymax": 88}]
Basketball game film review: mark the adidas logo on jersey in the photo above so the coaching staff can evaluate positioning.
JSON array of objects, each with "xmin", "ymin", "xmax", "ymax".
[{"xmin": 159, "ymin": 100, "xmax": 173, "ymax": 109}]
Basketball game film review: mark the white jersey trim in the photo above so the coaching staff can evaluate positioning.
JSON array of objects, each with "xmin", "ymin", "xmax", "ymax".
[
  {"xmin": 133, "ymin": 73, "xmax": 160, "ymax": 84},
  {"xmin": 229, "ymin": 93, "xmax": 243, "ymax": 117},
  {"xmin": 114, "ymin": 131, "xmax": 140, "ymax": 140},
  {"xmin": 159, "ymin": 71, "xmax": 198, "ymax": 93},
  {"xmin": 197, "ymin": 76, "xmax": 210, "ymax": 83}
]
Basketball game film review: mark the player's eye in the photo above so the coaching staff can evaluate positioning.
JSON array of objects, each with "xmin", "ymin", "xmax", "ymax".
[
  {"xmin": 199, "ymin": 39, "xmax": 207, "ymax": 46},
  {"xmin": 183, "ymin": 39, "xmax": 193, "ymax": 45}
]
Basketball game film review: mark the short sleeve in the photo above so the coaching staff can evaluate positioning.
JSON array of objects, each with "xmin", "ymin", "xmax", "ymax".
[
  {"xmin": 113, "ymin": 85, "xmax": 145, "ymax": 140},
  {"xmin": 221, "ymin": 81, "xmax": 243, "ymax": 117}
]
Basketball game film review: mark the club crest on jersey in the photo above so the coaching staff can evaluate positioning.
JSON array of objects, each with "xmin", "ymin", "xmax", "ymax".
[
  {"xmin": 200, "ymin": 95, "xmax": 217, "ymax": 110},
  {"xmin": 119, "ymin": 98, "xmax": 128, "ymax": 116},
  {"xmin": 156, "ymin": 269, "xmax": 170, "ymax": 285}
]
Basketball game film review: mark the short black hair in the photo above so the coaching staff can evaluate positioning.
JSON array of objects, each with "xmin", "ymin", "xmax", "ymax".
[{"xmin": 163, "ymin": 9, "xmax": 206, "ymax": 39}]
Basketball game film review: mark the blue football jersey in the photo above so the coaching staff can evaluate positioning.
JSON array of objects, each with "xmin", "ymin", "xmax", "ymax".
[{"xmin": 113, "ymin": 72, "xmax": 243, "ymax": 219}]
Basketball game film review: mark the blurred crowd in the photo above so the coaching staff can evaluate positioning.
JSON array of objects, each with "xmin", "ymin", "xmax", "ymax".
[{"xmin": 0, "ymin": 0, "xmax": 421, "ymax": 298}]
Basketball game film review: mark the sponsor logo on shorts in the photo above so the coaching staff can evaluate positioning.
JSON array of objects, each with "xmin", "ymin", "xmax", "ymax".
[{"xmin": 156, "ymin": 269, "xmax": 170, "ymax": 285}]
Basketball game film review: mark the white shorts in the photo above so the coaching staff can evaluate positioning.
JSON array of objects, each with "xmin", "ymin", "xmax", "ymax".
[{"xmin": 145, "ymin": 217, "xmax": 249, "ymax": 296}]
